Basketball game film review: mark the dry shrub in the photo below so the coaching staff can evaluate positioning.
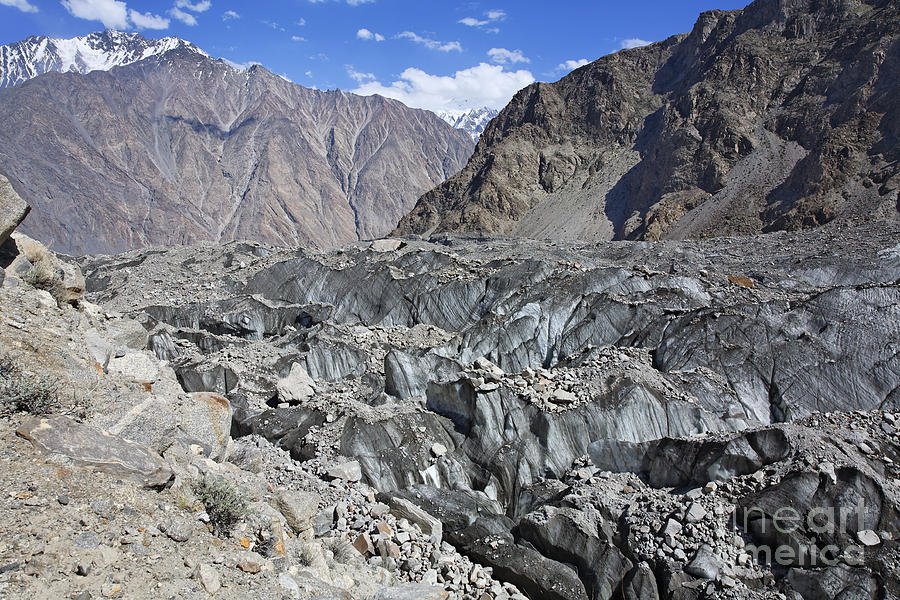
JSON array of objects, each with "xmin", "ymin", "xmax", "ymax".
[
  {"xmin": 194, "ymin": 475, "xmax": 248, "ymax": 535},
  {"xmin": 0, "ymin": 354, "xmax": 60, "ymax": 417}
]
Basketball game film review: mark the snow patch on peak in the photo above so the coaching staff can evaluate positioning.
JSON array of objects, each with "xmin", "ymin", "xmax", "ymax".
[
  {"xmin": 436, "ymin": 107, "xmax": 500, "ymax": 140},
  {"xmin": 0, "ymin": 31, "xmax": 207, "ymax": 88}
]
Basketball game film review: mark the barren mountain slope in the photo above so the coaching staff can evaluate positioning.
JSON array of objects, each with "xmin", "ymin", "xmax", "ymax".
[
  {"xmin": 0, "ymin": 49, "xmax": 473, "ymax": 255},
  {"xmin": 396, "ymin": 0, "xmax": 900, "ymax": 241}
]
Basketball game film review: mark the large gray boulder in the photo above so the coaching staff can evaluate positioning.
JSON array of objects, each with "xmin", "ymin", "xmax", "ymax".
[
  {"xmin": 16, "ymin": 415, "xmax": 172, "ymax": 487},
  {"xmin": 518, "ymin": 505, "xmax": 632, "ymax": 599},
  {"xmin": 0, "ymin": 174, "xmax": 29, "ymax": 247}
]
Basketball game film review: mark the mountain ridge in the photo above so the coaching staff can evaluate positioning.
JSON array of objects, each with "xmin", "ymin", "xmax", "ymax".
[
  {"xmin": 0, "ymin": 48, "xmax": 474, "ymax": 255},
  {"xmin": 396, "ymin": 0, "xmax": 900, "ymax": 241},
  {"xmin": 0, "ymin": 31, "xmax": 500, "ymax": 140},
  {"xmin": 0, "ymin": 30, "xmax": 205, "ymax": 89}
]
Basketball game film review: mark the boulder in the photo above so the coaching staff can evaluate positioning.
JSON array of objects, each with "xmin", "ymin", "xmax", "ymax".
[
  {"xmin": 787, "ymin": 565, "xmax": 878, "ymax": 600},
  {"xmin": 518, "ymin": 505, "xmax": 632, "ymax": 599},
  {"xmin": 109, "ymin": 392, "xmax": 233, "ymax": 460},
  {"xmin": 370, "ymin": 239, "xmax": 404, "ymax": 253},
  {"xmin": 103, "ymin": 318, "xmax": 150, "ymax": 355},
  {"xmin": 16, "ymin": 416, "xmax": 172, "ymax": 487},
  {"xmin": 180, "ymin": 392, "xmax": 234, "ymax": 461},
  {"xmin": 684, "ymin": 545, "xmax": 722, "ymax": 579},
  {"xmin": 108, "ymin": 352, "xmax": 160, "ymax": 383},
  {"xmin": 275, "ymin": 490, "xmax": 321, "ymax": 537},
  {"xmin": 108, "ymin": 396, "xmax": 180, "ymax": 453},
  {"xmin": 85, "ymin": 328, "xmax": 115, "ymax": 371},
  {"xmin": 0, "ymin": 174, "xmax": 29, "ymax": 246},
  {"xmin": 276, "ymin": 363, "xmax": 316, "ymax": 404},
  {"xmin": 382, "ymin": 496, "xmax": 443, "ymax": 546},
  {"xmin": 621, "ymin": 563, "xmax": 660, "ymax": 600},
  {"xmin": 465, "ymin": 535, "xmax": 589, "ymax": 600},
  {"xmin": 7, "ymin": 233, "xmax": 85, "ymax": 304},
  {"xmin": 195, "ymin": 564, "xmax": 221, "ymax": 594},
  {"xmin": 326, "ymin": 460, "xmax": 362, "ymax": 482}
]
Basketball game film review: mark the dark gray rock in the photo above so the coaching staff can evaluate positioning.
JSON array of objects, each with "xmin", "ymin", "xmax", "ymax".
[
  {"xmin": 517, "ymin": 505, "xmax": 632, "ymax": 599},
  {"xmin": 465, "ymin": 535, "xmax": 589, "ymax": 600},
  {"xmin": 590, "ymin": 427, "xmax": 792, "ymax": 488},
  {"xmin": 736, "ymin": 465, "xmax": 898, "ymax": 567},
  {"xmin": 620, "ymin": 562, "xmax": 660, "ymax": 600},
  {"xmin": 16, "ymin": 416, "xmax": 172, "ymax": 488},
  {"xmin": 0, "ymin": 174, "xmax": 29, "ymax": 247},
  {"xmin": 787, "ymin": 565, "xmax": 878, "ymax": 600},
  {"xmin": 683, "ymin": 545, "xmax": 721, "ymax": 580}
]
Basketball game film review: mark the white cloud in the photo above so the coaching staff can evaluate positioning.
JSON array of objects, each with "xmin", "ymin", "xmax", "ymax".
[
  {"xmin": 61, "ymin": 0, "xmax": 129, "ymax": 28},
  {"xmin": 291, "ymin": 35, "xmax": 306, "ymax": 42},
  {"xmin": 356, "ymin": 28, "xmax": 384, "ymax": 42},
  {"xmin": 620, "ymin": 38, "xmax": 651, "ymax": 49},
  {"xmin": 168, "ymin": 6, "xmax": 197, "ymax": 25},
  {"xmin": 459, "ymin": 8, "xmax": 505, "ymax": 30},
  {"xmin": 129, "ymin": 9, "xmax": 169, "ymax": 29},
  {"xmin": 397, "ymin": 31, "xmax": 461, "ymax": 53},
  {"xmin": 557, "ymin": 58, "xmax": 590, "ymax": 72},
  {"xmin": 297, "ymin": 18, "xmax": 306, "ymax": 26},
  {"xmin": 0, "ymin": 0, "xmax": 38, "ymax": 13},
  {"xmin": 352, "ymin": 62, "xmax": 534, "ymax": 113},
  {"xmin": 174, "ymin": 0, "xmax": 210, "ymax": 12},
  {"xmin": 222, "ymin": 9, "xmax": 239, "ymax": 20},
  {"xmin": 487, "ymin": 47, "xmax": 528, "ymax": 65},
  {"xmin": 459, "ymin": 17, "xmax": 487, "ymax": 27},
  {"xmin": 346, "ymin": 66, "xmax": 375, "ymax": 83}
]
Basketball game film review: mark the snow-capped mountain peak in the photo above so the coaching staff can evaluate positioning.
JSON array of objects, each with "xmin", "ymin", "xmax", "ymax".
[
  {"xmin": 437, "ymin": 107, "xmax": 500, "ymax": 140},
  {"xmin": 0, "ymin": 30, "xmax": 206, "ymax": 89}
]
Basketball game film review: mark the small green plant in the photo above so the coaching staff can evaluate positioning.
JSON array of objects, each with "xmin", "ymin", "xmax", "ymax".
[
  {"xmin": 194, "ymin": 475, "xmax": 248, "ymax": 534},
  {"xmin": 22, "ymin": 262, "xmax": 68, "ymax": 306},
  {"xmin": 0, "ymin": 354, "xmax": 60, "ymax": 417}
]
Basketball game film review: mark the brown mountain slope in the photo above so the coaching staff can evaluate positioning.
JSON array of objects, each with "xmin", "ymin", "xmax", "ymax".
[
  {"xmin": 0, "ymin": 49, "xmax": 473, "ymax": 255},
  {"xmin": 395, "ymin": 0, "xmax": 900, "ymax": 241}
]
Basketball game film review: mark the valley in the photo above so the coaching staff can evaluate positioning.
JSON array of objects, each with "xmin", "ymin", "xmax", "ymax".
[{"xmin": 0, "ymin": 0, "xmax": 897, "ymax": 599}]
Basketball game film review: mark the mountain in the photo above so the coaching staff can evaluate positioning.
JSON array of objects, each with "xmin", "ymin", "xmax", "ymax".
[
  {"xmin": 437, "ymin": 107, "xmax": 500, "ymax": 140},
  {"xmin": 396, "ymin": 0, "xmax": 900, "ymax": 241},
  {"xmin": 0, "ymin": 30, "xmax": 205, "ymax": 89},
  {"xmin": 0, "ymin": 47, "xmax": 474, "ymax": 255}
]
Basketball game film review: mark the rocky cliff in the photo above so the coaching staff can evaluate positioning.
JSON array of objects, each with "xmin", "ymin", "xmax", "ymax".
[
  {"xmin": 0, "ymin": 49, "xmax": 473, "ymax": 255},
  {"xmin": 396, "ymin": 0, "xmax": 900, "ymax": 241}
]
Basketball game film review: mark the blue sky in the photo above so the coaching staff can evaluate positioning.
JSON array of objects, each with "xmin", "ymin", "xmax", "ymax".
[{"xmin": 0, "ymin": 0, "xmax": 749, "ymax": 112}]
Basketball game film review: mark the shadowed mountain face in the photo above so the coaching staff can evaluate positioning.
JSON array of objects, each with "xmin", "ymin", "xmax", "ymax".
[
  {"xmin": 0, "ymin": 49, "xmax": 473, "ymax": 255},
  {"xmin": 396, "ymin": 0, "xmax": 900, "ymax": 242}
]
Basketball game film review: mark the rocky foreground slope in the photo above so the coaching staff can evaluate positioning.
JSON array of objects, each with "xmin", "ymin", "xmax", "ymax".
[
  {"xmin": 0, "ymin": 48, "xmax": 473, "ymax": 255},
  {"xmin": 0, "ymin": 179, "xmax": 513, "ymax": 600},
  {"xmin": 397, "ymin": 0, "xmax": 900, "ymax": 242},
  {"xmin": 65, "ymin": 216, "xmax": 900, "ymax": 599}
]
